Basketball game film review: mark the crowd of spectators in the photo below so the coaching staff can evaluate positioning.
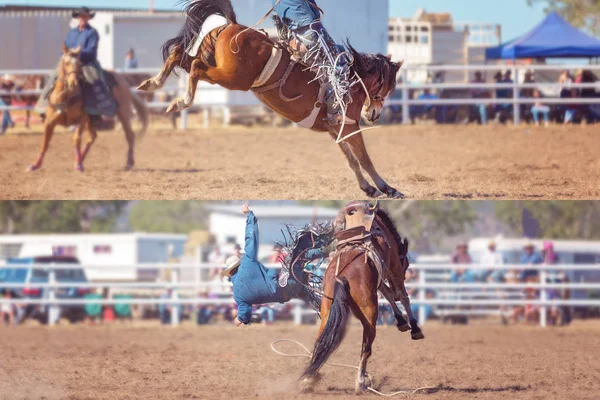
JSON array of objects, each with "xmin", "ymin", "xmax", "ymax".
[{"xmin": 388, "ymin": 68, "xmax": 599, "ymax": 126}]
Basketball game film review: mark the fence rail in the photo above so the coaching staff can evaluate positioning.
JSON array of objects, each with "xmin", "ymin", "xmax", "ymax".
[
  {"xmin": 1, "ymin": 63, "xmax": 599, "ymax": 127},
  {"xmin": 1, "ymin": 262, "xmax": 599, "ymax": 327}
]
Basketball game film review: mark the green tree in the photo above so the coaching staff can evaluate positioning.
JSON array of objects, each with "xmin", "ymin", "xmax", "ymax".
[
  {"xmin": 527, "ymin": 0, "xmax": 600, "ymax": 35},
  {"xmin": 495, "ymin": 201, "xmax": 600, "ymax": 239},
  {"xmin": 383, "ymin": 201, "xmax": 477, "ymax": 253},
  {"xmin": 0, "ymin": 201, "xmax": 128, "ymax": 234},
  {"xmin": 128, "ymin": 201, "xmax": 208, "ymax": 233}
]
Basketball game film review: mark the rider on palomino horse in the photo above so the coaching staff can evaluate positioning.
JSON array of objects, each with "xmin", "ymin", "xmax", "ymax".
[
  {"xmin": 272, "ymin": 0, "xmax": 352, "ymax": 125},
  {"xmin": 222, "ymin": 204, "xmax": 327, "ymax": 326},
  {"xmin": 36, "ymin": 7, "xmax": 117, "ymax": 123}
]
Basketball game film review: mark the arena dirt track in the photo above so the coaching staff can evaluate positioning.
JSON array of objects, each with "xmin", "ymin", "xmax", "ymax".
[
  {"xmin": 0, "ymin": 124, "xmax": 598, "ymax": 200},
  {"xmin": 1, "ymin": 321, "xmax": 599, "ymax": 399}
]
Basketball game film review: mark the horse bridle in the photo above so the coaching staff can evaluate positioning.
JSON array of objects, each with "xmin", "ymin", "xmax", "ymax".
[{"xmin": 48, "ymin": 60, "xmax": 83, "ymax": 111}]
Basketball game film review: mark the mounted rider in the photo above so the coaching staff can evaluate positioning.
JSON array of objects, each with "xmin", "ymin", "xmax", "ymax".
[
  {"xmin": 222, "ymin": 204, "xmax": 327, "ymax": 326},
  {"xmin": 36, "ymin": 6, "xmax": 117, "ymax": 121},
  {"xmin": 271, "ymin": 0, "xmax": 353, "ymax": 125}
]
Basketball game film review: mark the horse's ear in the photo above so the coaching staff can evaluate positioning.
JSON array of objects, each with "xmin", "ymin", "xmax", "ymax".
[
  {"xmin": 62, "ymin": 43, "xmax": 69, "ymax": 54},
  {"xmin": 386, "ymin": 54, "xmax": 392, "ymax": 60},
  {"xmin": 70, "ymin": 46, "xmax": 82, "ymax": 56},
  {"xmin": 392, "ymin": 60, "xmax": 404, "ymax": 70}
]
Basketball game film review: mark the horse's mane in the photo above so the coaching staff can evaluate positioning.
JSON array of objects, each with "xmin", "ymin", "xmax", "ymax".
[
  {"xmin": 375, "ymin": 208, "xmax": 409, "ymax": 256},
  {"xmin": 161, "ymin": 0, "xmax": 238, "ymax": 65},
  {"xmin": 346, "ymin": 42, "xmax": 398, "ymax": 93}
]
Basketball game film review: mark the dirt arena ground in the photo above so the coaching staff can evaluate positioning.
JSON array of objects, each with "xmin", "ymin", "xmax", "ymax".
[
  {"xmin": 1, "ymin": 320, "xmax": 599, "ymax": 399},
  {"xmin": 0, "ymin": 124, "xmax": 598, "ymax": 200}
]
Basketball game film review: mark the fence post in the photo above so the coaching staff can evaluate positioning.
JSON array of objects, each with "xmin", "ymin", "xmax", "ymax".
[
  {"xmin": 223, "ymin": 107, "xmax": 231, "ymax": 126},
  {"xmin": 418, "ymin": 268, "xmax": 427, "ymax": 324},
  {"xmin": 539, "ymin": 268, "xmax": 547, "ymax": 328},
  {"xmin": 179, "ymin": 73, "xmax": 189, "ymax": 130},
  {"xmin": 48, "ymin": 268, "xmax": 59, "ymax": 326},
  {"xmin": 402, "ymin": 69, "xmax": 410, "ymax": 125},
  {"xmin": 170, "ymin": 269, "xmax": 180, "ymax": 326},
  {"xmin": 512, "ymin": 66, "xmax": 520, "ymax": 125},
  {"xmin": 293, "ymin": 301, "xmax": 303, "ymax": 325}
]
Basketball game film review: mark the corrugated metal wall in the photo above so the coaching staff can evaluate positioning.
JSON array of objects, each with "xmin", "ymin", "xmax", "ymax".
[{"xmin": 0, "ymin": 12, "xmax": 71, "ymax": 69}]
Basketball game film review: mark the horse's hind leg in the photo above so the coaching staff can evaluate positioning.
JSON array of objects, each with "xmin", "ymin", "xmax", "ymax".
[
  {"xmin": 138, "ymin": 45, "xmax": 183, "ymax": 92},
  {"xmin": 379, "ymin": 283, "xmax": 410, "ymax": 332},
  {"xmin": 166, "ymin": 59, "xmax": 203, "ymax": 114},
  {"xmin": 355, "ymin": 302, "xmax": 377, "ymax": 394},
  {"xmin": 329, "ymin": 132, "xmax": 382, "ymax": 198},
  {"xmin": 397, "ymin": 283, "xmax": 424, "ymax": 340},
  {"xmin": 344, "ymin": 129, "xmax": 405, "ymax": 199},
  {"xmin": 117, "ymin": 99, "xmax": 136, "ymax": 170},
  {"xmin": 79, "ymin": 118, "xmax": 98, "ymax": 168}
]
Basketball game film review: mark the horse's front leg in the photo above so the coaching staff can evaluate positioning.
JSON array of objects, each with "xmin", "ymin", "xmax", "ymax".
[
  {"xmin": 79, "ymin": 116, "xmax": 98, "ymax": 168},
  {"xmin": 396, "ymin": 283, "xmax": 425, "ymax": 341},
  {"xmin": 379, "ymin": 283, "xmax": 410, "ymax": 332},
  {"xmin": 26, "ymin": 112, "xmax": 60, "ymax": 172},
  {"xmin": 138, "ymin": 45, "xmax": 183, "ymax": 92},
  {"xmin": 328, "ymin": 132, "xmax": 382, "ymax": 198},
  {"xmin": 343, "ymin": 128, "xmax": 405, "ymax": 199},
  {"xmin": 166, "ymin": 59, "xmax": 204, "ymax": 114}
]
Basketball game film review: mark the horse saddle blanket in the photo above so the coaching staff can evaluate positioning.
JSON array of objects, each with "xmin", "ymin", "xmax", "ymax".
[{"xmin": 81, "ymin": 63, "xmax": 118, "ymax": 117}]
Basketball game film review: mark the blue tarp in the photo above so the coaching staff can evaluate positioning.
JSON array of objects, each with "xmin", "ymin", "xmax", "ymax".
[{"xmin": 486, "ymin": 12, "xmax": 600, "ymax": 59}]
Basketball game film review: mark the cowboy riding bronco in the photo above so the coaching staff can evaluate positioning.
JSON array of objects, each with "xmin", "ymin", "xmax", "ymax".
[
  {"xmin": 272, "ymin": 0, "xmax": 353, "ymax": 125},
  {"xmin": 36, "ymin": 6, "xmax": 117, "ymax": 122}
]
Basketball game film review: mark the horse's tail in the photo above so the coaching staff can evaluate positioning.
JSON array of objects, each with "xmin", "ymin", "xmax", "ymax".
[
  {"xmin": 301, "ymin": 277, "xmax": 351, "ymax": 380},
  {"xmin": 130, "ymin": 92, "xmax": 149, "ymax": 139},
  {"xmin": 162, "ymin": 0, "xmax": 238, "ymax": 63}
]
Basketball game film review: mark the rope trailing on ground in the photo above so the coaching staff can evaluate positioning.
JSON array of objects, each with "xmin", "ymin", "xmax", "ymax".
[{"xmin": 270, "ymin": 339, "xmax": 434, "ymax": 396}]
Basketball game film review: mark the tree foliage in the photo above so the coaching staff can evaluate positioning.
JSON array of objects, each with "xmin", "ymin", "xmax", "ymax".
[
  {"xmin": 527, "ymin": 0, "xmax": 600, "ymax": 36},
  {"xmin": 0, "ymin": 201, "xmax": 128, "ymax": 234},
  {"xmin": 495, "ymin": 201, "xmax": 600, "ymax": 239},
  {"xmin": 128, "ymin": 201, "xmax": 208, "ymax": 233}
]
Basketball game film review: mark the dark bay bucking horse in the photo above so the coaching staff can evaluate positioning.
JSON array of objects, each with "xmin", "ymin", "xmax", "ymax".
[
  {"xmin": 138, "ymin": 0, "xmax": 405, "ymax": 198},
  {"xmin": 299, "ymin": 201, "xmax": 423, "ymax": 393}
]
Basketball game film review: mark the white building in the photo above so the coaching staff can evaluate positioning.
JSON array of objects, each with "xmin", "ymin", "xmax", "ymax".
[
  {"xmin": 208, "ymin": 203, "xmax": 339, "ymax": 259},
  {"xmin": 0, "ymin": 233, "xmax": 187, "ymax": 281},
  {"xmin": 388, "ymin": 9, "xmax": 501, "ymax": 82}
]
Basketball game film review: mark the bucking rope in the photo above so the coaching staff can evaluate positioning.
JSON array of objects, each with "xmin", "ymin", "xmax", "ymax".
[{"xmin": 270, "ymin": 339, "xmax": 434, "ymax": 396}]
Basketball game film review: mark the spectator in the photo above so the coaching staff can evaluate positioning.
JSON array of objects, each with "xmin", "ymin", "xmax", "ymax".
[
  {"xmin": 412, "ymin": 88, "xmax": 438, "ymax": 123},
  {"xmin": 377, "ymin": 291, "xmax": 395, "ymax": 326},
  {"xmin": 196, "ymin": 290, "xmax": 214, "ymax": 325},
  {"xmin": 470, "ymin": 71, "xmax": 489, "ymax": 125},
  {"xmin": 520, "ymin": 243, "xmax": 543, "ymax": 283},
  {"xmin": 450, "ymin": 243, "xmax": 476, "ymax": 283},
  {"xmin": 542, "ymin": 241, "xmax": 570, "ymax": 325},
  {"xmin": 124, "ymin": 48, "xmax": 138, "ymax": 70},
  {"xmin": 257, "ymin": 304, "xmax": 276, "ymax": 325},
  {"xmin": 1, "ymin": 290, "xmax": 15, "ymax": 326},
  {"xmin": 481, "ymin": 240, "xmax": 505, "ymax": 283},
  {"xmin": 159, "ymin": 288, "xmax": 181, "ymax": 325},
  {"xmin": 494, "ymin": 71, "xmax": 513, "ymax": 122},
  {"xmin": 560, "ymin": 70, "xmax": 578, "ymax": 124},
  {"xmin": 531, "ymin": 89, "xmax": 551, "ymax": 127},
  {"xmin": 1, "ymin": 74, "xmax": 16, "ymax": 135},
  {"xmin": 520, "ymin": 70, "xmax": 535, "ymax": 98},
  {"xmin": 559, "ymin": 69, "xmax": 573, "ymax": 97}
]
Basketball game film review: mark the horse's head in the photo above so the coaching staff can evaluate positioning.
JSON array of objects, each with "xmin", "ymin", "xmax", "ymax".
[
  {"xmin": 348, "ymin": 45, "xmax": 402, "ymax": 123},
  {"xmin": 334, "ymin": 201, "xmax": 379, "ymax": 233},
  {"xmin": 60, "ymin": 44, "xmax": 83, "ymax": 92}
]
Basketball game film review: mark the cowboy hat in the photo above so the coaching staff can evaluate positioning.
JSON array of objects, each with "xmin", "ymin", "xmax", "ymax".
[
  {"xmin": 221, "ymin": 255, "xmax": 241, "ymax": 278},
  {"xmin": 72, "ymin": 6, "xmax": 95, "ymax": 19},
  {"xmin": 2, "ymin": 74, "xmax": 15, "ymax": 82}
]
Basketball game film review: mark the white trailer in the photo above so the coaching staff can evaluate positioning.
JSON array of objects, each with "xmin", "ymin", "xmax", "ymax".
[{"xmin": 0, "ymin": 233, "xmax": 187, "ymax": 281}]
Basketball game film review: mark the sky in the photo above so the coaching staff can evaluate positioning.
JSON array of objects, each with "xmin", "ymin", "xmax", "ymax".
[{"xmin": 1, "ymin": 0, "xmax": 548, "ymax": 42}]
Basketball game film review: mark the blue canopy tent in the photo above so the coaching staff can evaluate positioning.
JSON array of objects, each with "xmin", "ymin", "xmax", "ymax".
[{"xmin": 486, "ymin": 12, "xmax": 600, "ymax": 60}]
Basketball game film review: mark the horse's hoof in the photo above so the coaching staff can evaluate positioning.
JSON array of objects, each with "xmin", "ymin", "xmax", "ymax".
[
  {"xmin": 74, "ymin": 164, "xmax": 84, "ymax": 173},
  {"xmin": 397, "ymin": 322, "xmax": 411, "ymax": 332},
  {"xmin": 137, "ymin": 80, "xmax": 157, "ymax": 92},
  {"xmin": 411, "ymin": 330, "xmax": 425, "ymax": 340},
  {"xmin": 124, "ymin": 164, "xmax": 134, "ymax": 172},
  {"xmin": 166, "ymin": 98, "xmax": 186, "ymax": 114},
  {"xmin": 299, "ymin": 373, "xmax": 321, "ymax": 393},
  {"xmin": 26, "ymin": 164, "xmax": 40, "ymax": 172},
  {"xmin": 364, "ymin": 186, "xmax": 384, "ymax": 198},
  {"xmin": 355, "ymin": 382, "xmax": 369, "ymax": 394},
  {"xmin": 386, "ymin": 189, "xmax": 405, "ymax": 199}
]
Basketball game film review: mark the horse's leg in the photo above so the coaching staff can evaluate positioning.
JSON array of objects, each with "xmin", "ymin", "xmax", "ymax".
[
  {"xmin": 344, "ymin": 129, "xmax": 405, "ymax": 199},
  {"xmin": 379, "ymin": 283, "xmax": 410, "ymax": 332},
  {"xmin": 397, "ymin": 283, "xmax": 425, "ymax": 340},
  {"xmin": 328, "ymin": 132, "xmax": 382, "ymax": 198},
  {"xmin": 27, "ymin": 113, "xmax": 60, "ymax": 172},
  {"xmin": 73, "ymin": 120, "xmax": 85, "ymax": 172},
  {"xmin": 166, "ymin": 59, "xmax": 203, "ymax": 114},
  {"xmin": 116, "ymin": 96, "xmax": 136, "ymax": 170},
  {"xmin": 79, "ymin": 117, "xmax": 98, "ymax": 167},
  {"xmin": 356, "ymin": 302, "xmax": 377, "ymax": 394},
  {"xmin": 137, "ymin": 45, "xmax": 183, "ymax": 92}
]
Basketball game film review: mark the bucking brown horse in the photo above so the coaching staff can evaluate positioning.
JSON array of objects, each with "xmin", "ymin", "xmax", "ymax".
[
  {"xmin": 300, "ymin": 201, "xmax": 423, "ymax": 393},
  {"xmin": 138, "ymin": 0, "xmax": 405, "ymax": 198},
  {"xmin": 27, "ymin": 45, "xmax": 149, "ymax": 173}
]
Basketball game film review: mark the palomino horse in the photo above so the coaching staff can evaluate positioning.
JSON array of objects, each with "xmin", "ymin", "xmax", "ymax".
[
  {"xmin": 138, "ymin": 0, "xmax": 405, "ymax": 198},
  {"xmin": 301, "ymin": 201, "xmax": 423, "ymax": 393},
  {"xmin": 27, "ymin": 45, "xmax": 149, "ymax": 172}
]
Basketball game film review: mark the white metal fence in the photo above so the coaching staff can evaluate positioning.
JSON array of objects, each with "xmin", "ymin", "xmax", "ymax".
[
  {"xmin": 1, "ymin": 63, "xmax": 599, "ymax": 128},
  {"xmin": 1, "ymin": 262, "xmax": 599, "ymax": 328}
]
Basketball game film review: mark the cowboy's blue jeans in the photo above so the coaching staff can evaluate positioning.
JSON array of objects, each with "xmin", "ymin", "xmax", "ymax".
[{"xmin": 1, "ymin": 99, "xmax": 14, "ymax": 133}]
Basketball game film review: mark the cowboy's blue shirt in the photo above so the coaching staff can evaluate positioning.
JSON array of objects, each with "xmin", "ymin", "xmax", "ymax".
[
  {"xmin": 272, "ymin": 0, "xmax": 320, "ymax": 29},
  {"xmin": 65, "ymin": 24, "xmax": 99, "ymax": 64}
]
